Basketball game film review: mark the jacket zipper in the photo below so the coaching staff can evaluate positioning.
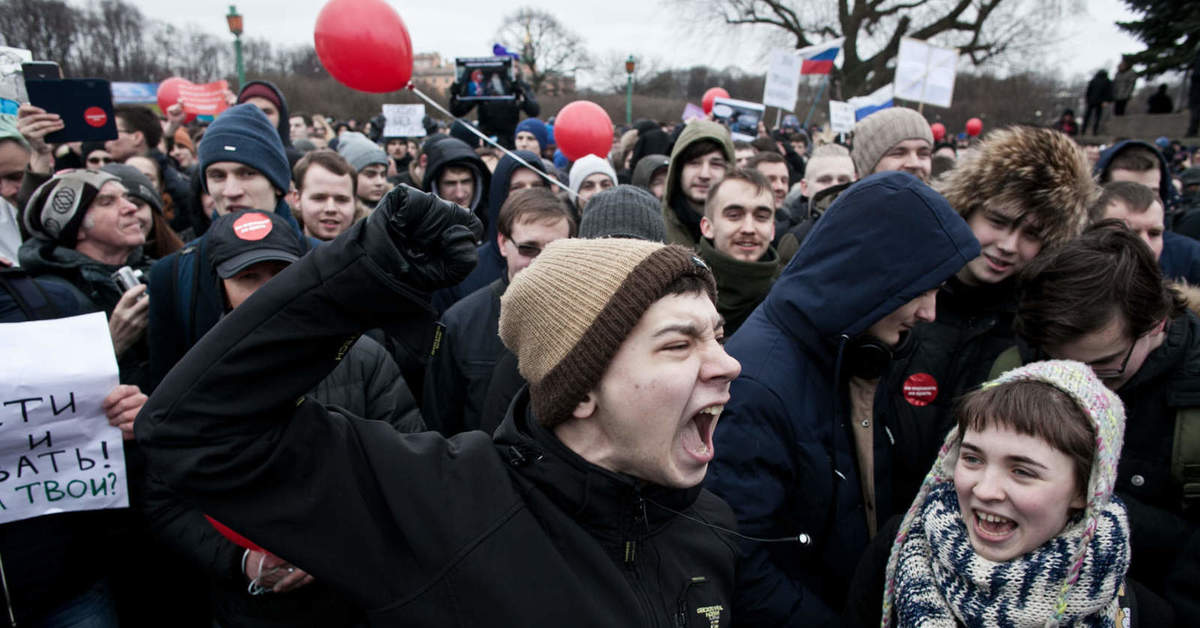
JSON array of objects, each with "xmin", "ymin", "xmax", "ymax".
[{"xmin": 624, "ymin": 493, "xmax": 658, "ymax": 627}]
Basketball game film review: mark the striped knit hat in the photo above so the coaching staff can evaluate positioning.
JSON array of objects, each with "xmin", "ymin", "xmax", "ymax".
[
  {"xmin": 498, "ymin": 238, "xmax": 716, "ymax": 428},
  {"xmin": 882, "ymin": 359, "xmax": 1126, "ymax": 626}
]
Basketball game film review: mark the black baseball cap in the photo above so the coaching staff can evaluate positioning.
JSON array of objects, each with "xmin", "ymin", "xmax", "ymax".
[{"xmin": 208, "ymin": 210, "xmax": 304, "ymax": 279}]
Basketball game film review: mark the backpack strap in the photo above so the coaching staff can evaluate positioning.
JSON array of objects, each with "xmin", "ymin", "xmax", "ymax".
[
  {"xmin": 0, "ymin": 267, "xmax": 63, "ymax": 320},
  {"xmin": 1173, "ymin": 406, "xmax": 1200, "ymax": 512}
]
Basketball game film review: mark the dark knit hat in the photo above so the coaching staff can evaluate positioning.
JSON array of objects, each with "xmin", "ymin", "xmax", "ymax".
[
  {"xmin": 102, "ymin": 163, "xmax": 162, "ymax": 213},
  {"xmin": 198, "ymin": 104, "xmax": 290, "ymax": 194},
  {"xmin": 336, "ymin": 131, "xmax": 388, "ymax": 172},
  {"xmin": 515, "ymin": 118, "xmax": 549, "ymax": 151},
  {"xmin": 25, "ymin": 169, "xmax": 120, "ymax": 245},
  {"xmin": 851, "ymin": 107, "xmax": 933, "ymax": 176},
  {"xmin": 499, "ymin": 238, "xmax": 716, "ymax": 427},
  {"xmin": 578, "ymin": 185, "xmax": 666, "ymax": 242},
  {"xmin": 207, "ymin": 210, "xmax": 304, "ymax": 279},
  {"xmin": 236, "ymin": 82, "xmax": 283, "ymax": 111}
]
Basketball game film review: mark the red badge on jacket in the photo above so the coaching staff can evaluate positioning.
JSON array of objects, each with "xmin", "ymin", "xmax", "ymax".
[{"xmin": 903, "ymin": 373, "xmax": 938, "ymax": 407}]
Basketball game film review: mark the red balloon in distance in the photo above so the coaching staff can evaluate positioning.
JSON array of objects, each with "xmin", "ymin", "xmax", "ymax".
[
  {"xmin": 314, "ymin": 0, "xmax": 413, "ymax": 93},
  {"xmin": 966, "ymin": 117, "xmax": 983, "ymax": 137},
  {"xmin": 702, "ymin": 87, "xmax": 730, "ymax": 114},
  {"xmin": 930, "ymin": 122, "xmax": 946, "ymax": 141},
  {"xmin": 555, "ymin": 101, "xmax": 614, "ymax": 161}
]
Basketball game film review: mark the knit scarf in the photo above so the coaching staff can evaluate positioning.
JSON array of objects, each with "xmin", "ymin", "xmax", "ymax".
[{"xmin": 891, "ymin": 481, "xmax": 1129, "ymax": 627}]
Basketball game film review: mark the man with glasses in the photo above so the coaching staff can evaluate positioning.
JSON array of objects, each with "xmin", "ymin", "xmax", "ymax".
[
  {"xmin": 992, "ymin": 220, "xmax": 1200, "ymax": 623},
  {"xmin": 423, "ymin": 187, "xmax": 574, "ymax": 436}
]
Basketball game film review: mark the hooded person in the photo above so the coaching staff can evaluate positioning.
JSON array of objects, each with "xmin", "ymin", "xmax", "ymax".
[
  {"xmin": 420, "ymin": 136, "xmax": 490, "ymax": 225},
  {"xmin": 883, "ymin": 125, "xmax": 1095, "ymax": 511},
  {"xmin": 1094, "ymin": 139, "xmax": 1200, "ymax": 283},
  {"xmin": 146, "ymin": 103, "xmax": 309, "ymax": 391},
  {"xmin": 631, "ymin": 154, "xmax": 669, "ymax": 200},
  {"xmin": 661, "ymin": 121, "xmax": 736, "ymax": 247},
  {"xmin": 431, "ymin": 149, "xmax": 546, "ymax": 313},
  {"xmin": 0, "ymin": 113, "xmax": 30, "ymax": 263},
  {"xmin": 136, "ymin": 183, "xmax": 747, "ymax": 626},
  {"xmin": 568, "ymin": 154, "xmax": 617, "ymax": 213},
  {"xmin": 704, "ymin": 171, "xmax": 980, "ymax": 624},
  {"xmin": 237, "ymin": 80, "xmax": 303, "ymax": 167}
]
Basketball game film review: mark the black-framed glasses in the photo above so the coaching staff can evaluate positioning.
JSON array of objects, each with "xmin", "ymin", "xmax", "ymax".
[
  {"xmin": 1090, "ymin": 336, "xmax": 1140, "ymax": 380},
  {"xmin": 515, "ymin": 243, "xmax": 543, "ymax": 258}
]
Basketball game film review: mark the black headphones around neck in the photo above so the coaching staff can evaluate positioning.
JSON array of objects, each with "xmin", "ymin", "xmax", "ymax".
[{"xmin": 843, "ymin": 334, "xmax": 894, "ymax": 380}]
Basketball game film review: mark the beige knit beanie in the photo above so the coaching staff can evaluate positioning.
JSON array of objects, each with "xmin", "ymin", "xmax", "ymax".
[
  {"xmin": 499, "ymin": 238, "xmax": 717, "ymax": 428},
  {"xmin": 850, "ymin": 107, "xmax": 934, "ymax": 176}
]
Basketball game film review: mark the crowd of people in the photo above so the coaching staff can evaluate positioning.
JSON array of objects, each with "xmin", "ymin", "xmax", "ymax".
[{"xmin": 2, "ymin": 66, "xmax": 1200, "ymax": 628}]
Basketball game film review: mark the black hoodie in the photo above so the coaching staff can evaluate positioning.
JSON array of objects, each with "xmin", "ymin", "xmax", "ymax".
[
  {"xmin": 420, "ymin": 137, "xmax": 489, "ymax": 220},
  {"xmin": 137, "ymin": 206, "xmax": 739, "ymax": 627}
]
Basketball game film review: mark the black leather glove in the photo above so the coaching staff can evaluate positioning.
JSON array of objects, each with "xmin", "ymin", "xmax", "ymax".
[{"xmin": 375, "ymin": 184, "xmax": 482, "ymax": 291}]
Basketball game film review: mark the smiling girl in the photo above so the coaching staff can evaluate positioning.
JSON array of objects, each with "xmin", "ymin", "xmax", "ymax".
[{"xmin": 874, "ymin": 361, "xmax": 1138, "ymax": 626}]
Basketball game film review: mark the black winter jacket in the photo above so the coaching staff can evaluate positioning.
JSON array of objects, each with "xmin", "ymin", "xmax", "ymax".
[
  {"xmin": 136, "ymin": 208, "xmax": 740, "ymax": 626},
  {"xmin": 423, "ymin": 277, "xmax": 509, "ymax": 436}
]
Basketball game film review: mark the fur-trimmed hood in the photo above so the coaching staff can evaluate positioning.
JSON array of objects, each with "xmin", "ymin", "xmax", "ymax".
[{"xmin": 935, "ymin": 126, "xmax": 1098, "ymax": 247}]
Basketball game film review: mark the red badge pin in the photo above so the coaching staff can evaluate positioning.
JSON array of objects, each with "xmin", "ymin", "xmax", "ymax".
[
  {"xmin": 83, "ymin": 106, "xmax": 107, "ymax": 128},
  {"xmin": 903, "ymin": 373, "xmax": 938, "ymax": 407},
  {"xmin": 233, "ymin": 213, "xmax": 273, "ymax": 241}
]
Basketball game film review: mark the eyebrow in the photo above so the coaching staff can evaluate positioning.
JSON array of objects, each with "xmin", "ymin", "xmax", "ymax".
[
  {"xmin": 653, "ymin": 316, "xmax": 724, "ymax": 338},
  {"xmin": 960, "ymin": 441, "xmax": 1050, "ymax": 470}
]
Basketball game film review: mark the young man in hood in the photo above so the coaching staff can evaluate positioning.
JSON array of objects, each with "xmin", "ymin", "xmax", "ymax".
[
  {"xmin": 146, "ymin": 103, "xmax": 306, "ymax": 389},
  {"xmin": 991, "ymin": 221, "xmax": 1200, "ymax": 624},
  {"xmin": 420, "ymin": 136, "xmax": 489, "ymax": 223},
  {"xmin": 662, "ymin": 120, "xmax": 735, "ymax": 247},
  {"xmin": 136, "ymin": 184, "xmax": 746, "ymax": 626},
  {"xmin": 704, "ymin": 171, "xmax": 980, "ymax": 625},
  {"xmin": 237, "ymin": 80, "xmax": 303, "ymax": 167},
  {"xmin": 697, "ymin": 168, "xmax": 780, "ymax": 335},
  {"xmin": 335, "ymin": 131, "xmax": 390, "ymax": 214},
  {"xmin": 1095, "ymin": 139, "xmax": 1200, "ymax": 284},
  {"xmin": 882, "ymin": 125, "xmax": 1096, "ymax": 510}
]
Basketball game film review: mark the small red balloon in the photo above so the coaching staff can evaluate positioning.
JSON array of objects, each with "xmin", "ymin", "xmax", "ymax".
[
  {"xmin": 555, "ymin": 101, "xmax": 614, "ymax": 161},
  {"xmin": 314, "ymin": 0, "xmax": 413, "ymax": 93},
  {"xmin": 157, "ymin": 77, "xmax": 188, "ymax": 113},
  {"xmin": 930, "ymin": 122, "xmax": 946, "ymax": 142},
  {"xmin": 966, "ymin": 117, "xmax": 983, "ymax": 137},
  {"xmin": 702, "ymin": 87, "xmax": 730, "ymax": 114}
]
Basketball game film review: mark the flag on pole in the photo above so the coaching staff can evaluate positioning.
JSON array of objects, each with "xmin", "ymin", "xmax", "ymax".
[
  {"xmin": 848, "ymin": 83, "xmax": 894, "ymax": 120},
  {"xmin": 797, "ymin": 38, "xmax": 844, "ymax": 75}
]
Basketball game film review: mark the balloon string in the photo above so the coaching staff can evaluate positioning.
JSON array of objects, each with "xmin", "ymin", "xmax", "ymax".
[{"xmin": 407, "ymin": 85, "xmax": 573, "ymax": 194}]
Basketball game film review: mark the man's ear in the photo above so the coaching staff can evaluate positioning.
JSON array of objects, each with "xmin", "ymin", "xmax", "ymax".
[
  {"xmin": 572, "ymin": 391, "xmax": 597, "ymax": 421},
  {"xmin": 699, "ymin": 216, "xmax": 714, "ymax": 239}
]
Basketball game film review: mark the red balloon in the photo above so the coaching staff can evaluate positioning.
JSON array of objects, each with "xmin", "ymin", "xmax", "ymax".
[
  {"xmin": 930, "ymin": 122, "xmax": 946, "ymax": 142},
  {"xmin": 702, "ymin": 87, "xmax": 730, "ymax": 114},
  {"xmin": 205, "ymin": 515, "xmax": 266, "ymax": 553},
  {"xmin": 555, "ymin": 101, "xmax": 614, "ymax": 161},
  {"xmin": 966, "ymin": 117, "xmax": 983, "ymax": 137},
  {"xmin": 314, "ymin": 0, "xmax": 413, "ymax": 93},
  {"xmin": 157, "ymin": 77, "xmax": 188, "ymax": 113}
]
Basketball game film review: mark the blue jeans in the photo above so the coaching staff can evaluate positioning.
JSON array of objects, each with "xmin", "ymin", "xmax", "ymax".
[{"xmin": 33, "ymin": 579, "xmax": 119, "ymax": 628}]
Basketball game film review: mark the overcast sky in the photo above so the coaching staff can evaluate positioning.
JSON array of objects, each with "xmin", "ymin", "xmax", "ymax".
[{"xmin": 128, "ymin": 0, "xmax": 1145, "ymax": 89}]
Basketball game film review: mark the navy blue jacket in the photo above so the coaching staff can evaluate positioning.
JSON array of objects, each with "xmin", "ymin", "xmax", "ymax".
[{"xmin": 704, "ymin": 172, "xmax": 979, "ymax": 625}]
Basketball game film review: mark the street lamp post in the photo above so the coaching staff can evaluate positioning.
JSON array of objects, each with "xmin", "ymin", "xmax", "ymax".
[
  {"xmin": 226, "ymin": 5, "xmax": 244, "ymax": 91},
  {"xmin": 625, "ymin": 55, "xmax": 635, "ymax": 126}
]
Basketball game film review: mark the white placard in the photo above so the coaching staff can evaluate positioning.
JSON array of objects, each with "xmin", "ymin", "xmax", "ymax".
[
  {"xmin": 382, "ymin": 104, "xmax": 427, "ymax": 137},
  {"xmin": 711, "ymin": 97, "xmax": 766, "ymax": 142},
  {"xmin": 762, "ymin": 49, "xmax": 803, "ymax": 112},
  {"xmin": 0, "ymin": 312, "xmax": 127, "ymax": 523},
  {"xmin": 829, "ymin": 100, "xmax": 856, "ymax": 134},
  {"xmin": 894, "ymin": 37, "xmax": 959, "ymax": 108},
  {"xmin": 0, "ymin": 46, "xmax": 33, "ymax": 103}
]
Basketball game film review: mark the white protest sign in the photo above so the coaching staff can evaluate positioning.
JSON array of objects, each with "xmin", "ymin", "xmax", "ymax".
[
  {"xmin": 382, "ymin": 104, "xmax": 426, "ymax": 137},
  {"xmin": 762, "ymin": 49, "xmax": 802, "ymax": 111},
  {"xmin": 894, "ymin": 37, "xmax": 959, "ymax": 108},
  {"xmin": 0, "ymin": 46, "xmax": 33, "ymax": 103},
  {"xmin": 829, "ymin": 100, "xmax": 856, "ymax": 134},
  {"xmin": 0, "ymin": 312, "xmax": 127, "ymax": 523}
]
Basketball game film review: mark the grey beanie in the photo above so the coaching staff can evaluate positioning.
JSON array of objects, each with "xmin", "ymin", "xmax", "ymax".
[
  {"xmin": 578, "ymin": 185, "xmax": 666, "ymax": 242},
  {"xmin": 25, "ymin": 169, "xmax": 120, "ymax": 245},
  {"xmin": 850, "ymin": 107, "xmax": 933, "ymax": 177},
  {"xmin": 336, "ymin": 132, "xmax": 388, "ymax": 173},
  {"xmin": 102, "ymin": 163, "xmax": 162, "ymax": 213}
]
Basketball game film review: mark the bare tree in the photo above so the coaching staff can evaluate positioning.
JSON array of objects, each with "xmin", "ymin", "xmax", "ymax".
[
  {"xmin": 590, "ymin": 51, "xmax": 663, "ymax": 94},
  {"xmin": 687, "ymin": 0, "xmax": 1072, "ymax": 98},
  {"xmin": 0, "ymin": 0, "xmax": 82, "ymax": 73},
  {"xmin": 494, "ymin": 7, "xmax": 591, "ymax": 93}
]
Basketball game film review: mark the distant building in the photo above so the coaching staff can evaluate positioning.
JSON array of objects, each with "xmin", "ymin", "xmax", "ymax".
[{"xmin": 412, "ymin": 53, "xmax": 455, "ymax": 95}]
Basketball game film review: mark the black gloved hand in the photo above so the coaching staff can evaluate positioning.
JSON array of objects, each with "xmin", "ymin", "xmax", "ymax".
[{"xmin": 375, "ymin": 184, "xmax": 483, "ymax": 291}]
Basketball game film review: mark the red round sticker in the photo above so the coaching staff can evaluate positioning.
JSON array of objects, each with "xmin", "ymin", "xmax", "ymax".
[
  {"xmin": 233, "ymin": 214, "xmax": 273, "ymax": 241},
  {"xmin": 903, "ymin": 373, "xmax": 938, "ymax": 407},
  {"xmin": 83, "ymin": 106, "xmax": 107, "ymax": 128}
]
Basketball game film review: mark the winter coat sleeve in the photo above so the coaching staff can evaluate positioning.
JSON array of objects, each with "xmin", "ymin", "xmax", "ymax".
[
  {"xmin": 135, "ymin": 212, "xmax": 524, "ymax": 612},
  {"xmin": 353, "ymin": 335, "xmax": 425, "ymax": 433},
  {"xmin": 141, "ymin": 470, "xmax": 245, "ymax": 584},
  {"xmin": 705, "ymin": 375, "xmax": 840, "ymax": 626},
  {"xmin": 146, "ymin": 253, "xmax": 186, "ymax": 392},
  {"xmin": 422, "ymin": 323, "xmax": 468, "ymax": 436}
]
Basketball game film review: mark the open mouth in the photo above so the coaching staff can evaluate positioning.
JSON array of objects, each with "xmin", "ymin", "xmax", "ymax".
[
  {"xmin": 972, "ymin": 509, "xmax": 1017, "ymax": 541},
  {"xmin": 983, "ymin": 254, "xmax": 1013, "ymax": 273},
  {"xmin": 682, "ymin": 405, "xmax": 722, "ymax": 462}
]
